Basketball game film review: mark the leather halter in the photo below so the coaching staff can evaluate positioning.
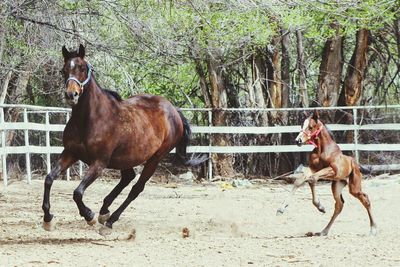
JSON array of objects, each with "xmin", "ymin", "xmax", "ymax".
[{"xmin": 65, "ymin": 63, "xmax": 93, "ymax": 91}]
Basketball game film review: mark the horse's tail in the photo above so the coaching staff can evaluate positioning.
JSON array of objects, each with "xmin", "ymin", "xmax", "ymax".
[{"xmin": 176, "ymin": 109, "xmax": 208, "ymax": 166}]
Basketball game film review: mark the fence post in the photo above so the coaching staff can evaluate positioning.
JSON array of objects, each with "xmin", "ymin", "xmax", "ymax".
[
  {"xmin": 1, "ymin": 107, "xmax": 7, "ymax": 187},
  {"xmin": 45, "ymin": 111, "xmax": 51, "ymax": 174},
  {"xmin": 66, "ymin": 112, "xmax": 70, "ymax": 181},
  {"xmin": 24, "ymin": 109, "xmax": 31, "ymax": 184},
  {"xmin": 353, "ymin": 108, "xmax": 360, "ymax": 164},
  {"xmin": 208, "ymin": 109, "xmax": 212, "ymax": 181}
]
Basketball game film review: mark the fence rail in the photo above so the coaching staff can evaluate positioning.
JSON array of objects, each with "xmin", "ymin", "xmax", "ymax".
[{"xmin": 2, "ymin": 104, "xmax": 400, "ymax": 186}]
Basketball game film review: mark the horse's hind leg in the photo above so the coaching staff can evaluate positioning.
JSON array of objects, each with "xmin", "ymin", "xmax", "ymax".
[
  {"xmin": 103, "ymin": 155, "xmax": 162, "ymax": 230},
  {"xmin": 98, "ymin": 168, "xmax": 136, "ymax": 224},
  {"xmin": 348, "ymin": 166, "xmax": 377, "ymax": 235},
  {"xmin": 311, "ymin": 180, "xmax": 347, "ymax": 236},
  {"xmin": 73, "ymin": 161, "xmax": 105, "ymax": 225}
]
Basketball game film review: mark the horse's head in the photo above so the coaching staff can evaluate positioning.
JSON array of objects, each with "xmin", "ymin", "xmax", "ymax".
[
  {"xmin": 295, "ymin": 111, "xmax": 323, "ymax": 147},
  {"xmin": 61, "ymin": 44, "xmax": 92, "ymax": 106}
]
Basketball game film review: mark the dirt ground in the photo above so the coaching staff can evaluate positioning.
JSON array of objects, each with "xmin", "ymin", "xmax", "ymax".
[{"xmin": 0, "ymin": 176, "xmax": 399, "ymax": 267}]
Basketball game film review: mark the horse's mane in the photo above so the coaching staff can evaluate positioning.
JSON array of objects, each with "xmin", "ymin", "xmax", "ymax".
[{"xmin": 103, "ymin": 89, "xmax": 122, "ymax": 102}]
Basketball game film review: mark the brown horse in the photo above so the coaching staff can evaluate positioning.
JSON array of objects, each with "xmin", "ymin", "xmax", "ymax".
[
  {"xmin": 42, "ymin": 44, "xmax": 205, "ymax": 232},
  {"xmin": 281, "ymin": 111, "xmax": 377, "ymax": 236}
]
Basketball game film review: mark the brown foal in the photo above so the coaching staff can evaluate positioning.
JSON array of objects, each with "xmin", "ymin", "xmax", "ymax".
[
  {"xmin": 281, "ymin": 111, "xmax": 377, "ymax": 236},
  {"xmin": 42, "ymin": 44, "xmax": 205, "ymax": 233}
]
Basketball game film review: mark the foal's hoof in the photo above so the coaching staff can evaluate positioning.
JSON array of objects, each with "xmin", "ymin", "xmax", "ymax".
[
  {"xmin": 99, "ymin": 225, "xmax": 112, "ymax": 236},
  {"xmin": 98, "ymin": 212, "xmax": 111, "ymax": 225},
  {"xmin": 87, "ymin": 217, "xmax": 97, "ymax": 226},
  {"xmin": 318, "ymin": 205, "xmax": 326, "ymax": 214},
  {"xmin": 43, "ymin": 220, "xmax": 55, "ymax": 231},
  {"xmin": 370, "ymin": 225, "xmax": 378, "ymax": 236}
]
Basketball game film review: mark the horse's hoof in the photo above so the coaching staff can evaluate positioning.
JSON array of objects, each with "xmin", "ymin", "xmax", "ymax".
[
  {"xmin": 276, "ymin": 208, "xmax": 285, "ymax": 216},
  {"xmin": 87, "ymin": 217, "xmax": 97, "ymax": 226},
  {"xmin": 43, "ymin": 220, "xmax": 55, "ymax": 231},
  {"xmin": 98, "ymin": 212, "xmax": 111, "ymax": 225},
  {"xmin": 99, "ymin": 225, "xmax": 112, "ymax": 236},
  {"xmin": 305, "ymin": 231, "xmax": 327, "ymax": 237},
  {"xmin": 370, "ymin": 225, "xmax": 377, "ymax": 236},
  {"xmin": 305, "ymin": 231, "xmax": 314, "ymax": 237}
]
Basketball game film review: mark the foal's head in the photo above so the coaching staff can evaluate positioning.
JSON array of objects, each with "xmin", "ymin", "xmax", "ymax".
[
  {"xmin": 295, "ymin": 111, "xmax": 323, "ymax": 147},
  {"xmin": 61, "ymin": 44, "xmax": 92, "ymax": 106}
]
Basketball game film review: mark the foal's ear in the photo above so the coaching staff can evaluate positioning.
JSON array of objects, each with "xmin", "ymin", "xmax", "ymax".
[
  {"xmin": 62, "ymin": 45, "xmax": 69, "ymax": 60},
  {"xmin": 78, "ymin": 44, "xmax": 85, "ymax": 58},
  {"xmin": 312, "ymin": 110, "xmax": 319, "ymax": 122}
]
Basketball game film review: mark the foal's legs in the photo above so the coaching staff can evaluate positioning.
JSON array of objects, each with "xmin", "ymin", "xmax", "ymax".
[
  {"xmin": 98, "ymin": 168, "xmax": 136, "ymax": 224},
  {"xmin": 276, "ymin": 175, "xmax": 306, "ymax": 215},
  {"xmin": 73, "ymin": 161, "xmax": 105, "ymax": 224},
  {"xmin": 277, "ymin": 171, "xmax": 325, "ymax": 215},
  {"xmin": 309, "ymin": 181, "xmax": 326, "ymax": 213},
  {"xmin": 312, "ymin": 180, "xmax": 347, "ymax": 236},
  {"xmin": 42, "ymin": 150, "xmax": 77, "ymax": 230},
  {"xmin": 348, "ymin": 166, "xmax": 377, "ymax": 235},
  {"xmin": 104, "ymin": 155, "xmax": 162, "ymax": 229}
]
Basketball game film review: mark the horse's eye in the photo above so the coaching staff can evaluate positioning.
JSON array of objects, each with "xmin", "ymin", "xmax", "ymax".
[{"xmin": 79, "ymin": 65, "xmax": 85, "ymax": 71}]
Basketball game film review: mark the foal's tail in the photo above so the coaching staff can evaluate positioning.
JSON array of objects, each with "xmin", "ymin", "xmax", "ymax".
[{"xmin": 176, "ymin": 110, "xmax": 208, "ymax": 166}]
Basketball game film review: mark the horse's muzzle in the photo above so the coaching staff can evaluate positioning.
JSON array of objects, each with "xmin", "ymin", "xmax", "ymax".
[{"xmin": 65, "ymin": 91, "xmax": 79, "ymax": 106}]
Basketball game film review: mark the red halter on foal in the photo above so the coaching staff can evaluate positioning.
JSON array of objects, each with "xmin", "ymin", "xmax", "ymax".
[{"xmin": 304, "ymin": 126, "xmax": 323, "ymax": 147}]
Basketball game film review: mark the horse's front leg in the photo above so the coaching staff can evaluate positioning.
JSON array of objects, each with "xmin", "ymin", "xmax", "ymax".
[
  {"xmin": 42, "ymin": 150, "xmax": 77, "ymax": 231},
  {"xmin": 73, "ymin": 161, "xmax": 105, "ymax": 225}
]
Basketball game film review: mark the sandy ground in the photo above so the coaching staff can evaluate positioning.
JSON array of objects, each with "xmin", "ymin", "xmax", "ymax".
[{"xmin": 0, "ymin": 176, "xmax": 399, "ymax": 267}]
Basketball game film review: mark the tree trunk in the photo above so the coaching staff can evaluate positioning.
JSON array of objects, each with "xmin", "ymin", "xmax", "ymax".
[
  {"xmin": 296, "ymin": 29, "xmax": 308, "ymax": 107},
  {"xmin": 251, "ymin": 51, "xmax": 268, "ymax": 125},
  {"xmin": 191, "ymin": 39, "xmax": 212, "ymax": 107},
  {"xmin": 281, "ymin": 29, "xmax": 290, "ymax": 110},
  {"xmin": 337, "ymin": 29, "xmax": 369, "ymax": 145},
  {"xmin": 266, "ymin": 37, "xmax": 282, "ymax": 125},
  {"xmin": 0, "ymin": 70, "xmax": 12, "ymax": 104},
  {"xmin": 338, "ymin": 29, "xmax": 369, "ymax": 106},
  {"xmin": 395, "ymin": 17, "xmax": 400, "ymax": 61},
  {"xmin": 317, "ymin": 24, "xmax": 343, "ymax": 108},
  {"xmin": 0, "ymin": 14, "xmax": 7, "ymax": 67},
  {"xmin": 194, "ymin": 59, "xmax": 211, "ymax": 107},
  {"xmin": 206, "ymin": 50, "xmax": 235, "ymax": 177},
  {"xmin": 5, "ymin": 70, "xmax": 31, "ymax": 147}
]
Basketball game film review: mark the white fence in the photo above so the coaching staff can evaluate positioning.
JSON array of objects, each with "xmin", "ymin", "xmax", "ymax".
[{"xmin": 1, "ymin": 104, "xmax": 400, "ymax": 186}]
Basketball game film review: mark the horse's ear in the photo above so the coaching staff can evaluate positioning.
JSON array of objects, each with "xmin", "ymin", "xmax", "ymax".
[
  {"xmin": 312, "ymin": 110, "xmax": 319, "ymax": 122},
  {"xmin": 62, "ymin": 45, "xmax": 69, "ymax": 60},
  {"xmin": 78, "ymin": 44, "xmax": 85, "ymax": 58}
]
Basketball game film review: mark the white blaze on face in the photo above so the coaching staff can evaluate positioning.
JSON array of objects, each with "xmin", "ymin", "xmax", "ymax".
[
  {"xmin": 295, "ymin": 118, "xmax": 310, "ymax": 143},
  {"xmin": 70, "ymin": 60, "xmax": 75, "ymax": 69}
]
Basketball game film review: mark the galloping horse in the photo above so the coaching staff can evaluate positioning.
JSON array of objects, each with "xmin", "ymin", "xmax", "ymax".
[
  {"xmin": 281, "ymin": 111, "xmax": 377, "ymax": 236},
  {"xmin": 42, "ymin": 44, "xmax": 205, "ymax": 232}
]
